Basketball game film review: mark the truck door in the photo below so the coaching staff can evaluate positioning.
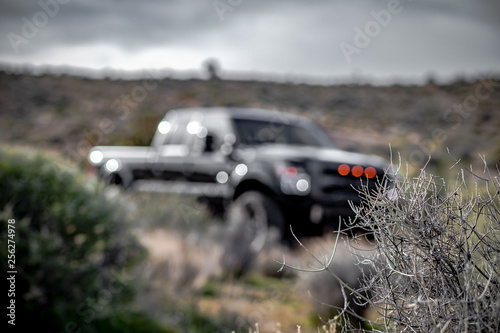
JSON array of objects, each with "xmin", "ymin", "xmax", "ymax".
[
  {"xmin": 182, "ymin": 114, "xmax": 235, "ymax": 197},
  {"xmin": 152, "ymin": 115, "xmax": 190, "ymax": 182}
]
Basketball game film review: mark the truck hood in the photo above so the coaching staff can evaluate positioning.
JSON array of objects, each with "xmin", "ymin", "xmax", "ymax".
[{"xmin": 238, "ymin": 144, "xmax": 389, "ymax": 169}]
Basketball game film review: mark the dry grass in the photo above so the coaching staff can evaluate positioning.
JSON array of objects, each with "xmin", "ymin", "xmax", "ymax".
[
  {"xmin": 136, "ymin": 228, "xmax": 224, "ymax": 291},
  {"xmin": 133, "ymin": 226, "xmax": 310, "ymax": 331},
  {"xmin": 131, "ymin": 219, "xmax": 386, "ymax": 332}
]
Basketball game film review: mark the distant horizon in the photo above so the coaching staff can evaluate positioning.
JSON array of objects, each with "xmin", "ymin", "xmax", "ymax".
[{"xmin": 2, "ymin": 61, "xmax": 498, "ymax": 87}]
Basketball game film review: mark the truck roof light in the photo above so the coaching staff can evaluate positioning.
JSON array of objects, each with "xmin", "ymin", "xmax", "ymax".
[
  {"xmin": 89, "ymin": 150, "xmax": 104, "ymax": 164},
  {"xmin": 187, "ymin": 121, "xmax": 202, "ymax": 135},
  {"xmin": 351, "ymin": 165, "xmax": 364, "ymax": 177},
  {"xmin": 364, "ymin": 166, "xmax": 377, "ymax": 179},
  {"xmin": 338, "ymin": 164, "xmax": 350, "ymax": 176},
  {"xmin": 158, "ymin": 121, "xmax": 171, "ymax": 134}
]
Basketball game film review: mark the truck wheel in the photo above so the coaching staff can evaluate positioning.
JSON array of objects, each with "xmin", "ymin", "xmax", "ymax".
[{"xmin": 221, "ymin": 191, "xmax": 284, "ymax": 276}]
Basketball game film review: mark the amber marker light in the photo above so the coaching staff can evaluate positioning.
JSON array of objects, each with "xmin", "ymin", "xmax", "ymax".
[
  {"xmin": 351, "ymin": 165, "xmax": 364, "ymax": 177},
  {"xmin": 364, "ymin": 166, "xmax": 377, "ymax": 179},
  {"xmin": 338, "ymin": 164, "xmax": 350, "ymax": 176}
]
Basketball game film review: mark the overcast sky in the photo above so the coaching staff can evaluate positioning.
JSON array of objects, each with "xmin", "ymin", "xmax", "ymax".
[{"xmin": 1, "ymin": 0, "xmax": 499, "ymax": 84}]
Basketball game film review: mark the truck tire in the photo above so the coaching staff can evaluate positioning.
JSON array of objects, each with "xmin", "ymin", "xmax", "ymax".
[{"xmin": 221, "ymin": 191, "xmax": 285, "ymax": 276}]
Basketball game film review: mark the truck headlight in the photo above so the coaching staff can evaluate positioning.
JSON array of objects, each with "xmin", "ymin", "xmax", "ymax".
[
  {"xmin": 276, "ymin": 164, "xmax": 311, "ymax": 196},
  {"xmin": 296, "ymin": 178, "xmax": 310, "ymax": 192}
]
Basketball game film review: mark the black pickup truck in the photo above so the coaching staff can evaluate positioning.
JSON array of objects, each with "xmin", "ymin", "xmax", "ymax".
[{"xmin": 88, "ymin": 107, "xmax": 392, "ymax": 263}]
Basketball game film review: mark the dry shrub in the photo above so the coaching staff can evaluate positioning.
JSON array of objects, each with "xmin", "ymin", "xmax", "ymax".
[
  {"xmin": 282, "ymin": 157, "xmax": 499, "ymax": 332},
  {"xmin": 351, "ymin": 158, "xmax": 500, "ymax": 332},
  {"xmin": 292, "ymin": 233, "xmax": 377, "ymax": 327}
]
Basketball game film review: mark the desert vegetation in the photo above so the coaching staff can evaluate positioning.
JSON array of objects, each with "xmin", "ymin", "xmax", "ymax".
[
  {"xmin": 1, "ymin": 67, "xmax": 499, "ymax": 177},
  {"xmin": 271, "ymin": 155, "xmax": 499, "ymax": 332},
  {"xmin": 0, "ymin": 146, "xmax": 170, "ymax": 332},
  {"xmin": 1, "ymin": 67, "xmax": 499, "ymax": 331},
  {"xmin": 0, "ymin": 145, "xmax": 329, "ymax": 332},
  {"xmin": 3, "ymin": 147, "xmax": 498, "ymax": 332},
  {"xmin": 356, "ymin": 159, "xmax": 500, "ymax": 332}
]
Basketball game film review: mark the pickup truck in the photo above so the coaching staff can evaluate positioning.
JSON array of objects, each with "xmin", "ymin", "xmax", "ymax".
[{"xmin": 88, "ymin": 107, "xmax": 392, "ymax": 269}]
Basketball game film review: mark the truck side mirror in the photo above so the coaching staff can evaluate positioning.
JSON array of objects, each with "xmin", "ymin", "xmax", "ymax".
[{"xmin": 204, "ymin": 134, "xmax": 215, "ymax": 152}]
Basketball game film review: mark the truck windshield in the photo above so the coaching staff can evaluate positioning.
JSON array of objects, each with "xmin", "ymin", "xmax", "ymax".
[{"xmin": 233, "ymin": 118, "xmax": 336, "ymax": 147}]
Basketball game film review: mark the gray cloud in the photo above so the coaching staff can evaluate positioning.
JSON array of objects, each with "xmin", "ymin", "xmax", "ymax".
[
  {"xmin": 1, "ymin": 1, "xmax": 215, "ymax": 50},
  {"xmin": 1, "ymin": 0, "xmax": 499, "ymax": 83}
]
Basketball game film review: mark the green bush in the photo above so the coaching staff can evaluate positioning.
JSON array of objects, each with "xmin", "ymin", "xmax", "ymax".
[
  {"xmin": 91, "ymin": 310, "xmax": 175, "ymax": 333},
  {"xmin": 0, "ymin": 146, "xmax": 165, "ymax": 332}
]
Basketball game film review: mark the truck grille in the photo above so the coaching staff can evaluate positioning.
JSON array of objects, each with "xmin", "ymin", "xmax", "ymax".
[{"xmin": 311, "ymin": 162, "xmax": 385, "ymax": 206}]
